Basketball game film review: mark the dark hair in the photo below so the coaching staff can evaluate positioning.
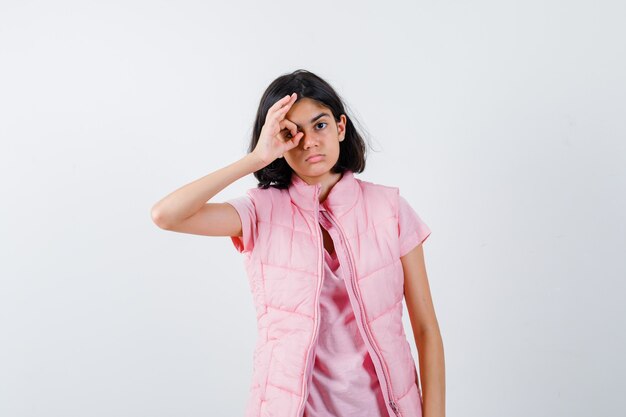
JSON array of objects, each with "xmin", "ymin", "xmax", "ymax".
[{"xmin": 247, "ymin": 69, "xmax": 370, "ymax": 189}]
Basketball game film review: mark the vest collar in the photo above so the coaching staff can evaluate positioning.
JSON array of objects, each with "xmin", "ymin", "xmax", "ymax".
[{"xmin": 288, "ymin": 170, "xmax": 360, "ymax": 217}]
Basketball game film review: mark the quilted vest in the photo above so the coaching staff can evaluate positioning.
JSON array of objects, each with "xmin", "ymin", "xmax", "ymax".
[{"xmin": 231, "ymin": 170, "xmax": 424, "ymax": 417}]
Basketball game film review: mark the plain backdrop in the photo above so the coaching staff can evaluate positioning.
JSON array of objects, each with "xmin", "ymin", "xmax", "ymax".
[{"xmin": 1, "ymin": 1, "xmax": 625, "ymax": 416}]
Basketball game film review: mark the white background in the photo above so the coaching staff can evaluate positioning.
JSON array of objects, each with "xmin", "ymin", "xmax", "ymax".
[{"xmin": 1, "ymin": 1, "xmax": 624, "ymax": 416}]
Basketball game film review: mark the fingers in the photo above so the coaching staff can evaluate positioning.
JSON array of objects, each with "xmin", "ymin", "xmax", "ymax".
[
  {"xmin": 275, "ymin": 118, "xmax": 302, "ymax": 154},
  {"xmin": 284, "ymin": 132, "xmax": 303, "ymax": 152},
  {"xmin": 278, "ymin": 118, "xmax": 299, "ymax": 138},
  {"xmin": 267, "ymin": 93, "xmax": 297, "ymax": 122},
  {"xmin": 265, "ymin": 93, "xmax": 301, "ymax": 159},
  {"xmin": 270, "ymin": 93, "xmax": 295, "ymax": 110},
  {"xmin": 269, "ymin": 94, "xmax": 294, "ymax": 114}
]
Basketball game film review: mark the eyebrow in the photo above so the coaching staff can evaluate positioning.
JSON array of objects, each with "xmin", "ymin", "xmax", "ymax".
[{"xmin": 282, "ymin": 112, "xmax": 331, "ymax": 130}]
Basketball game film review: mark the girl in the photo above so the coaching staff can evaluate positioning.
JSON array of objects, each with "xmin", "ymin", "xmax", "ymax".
[{"xmin": 151, "ymin": 69, "xmax": 445, "ymax": 417}]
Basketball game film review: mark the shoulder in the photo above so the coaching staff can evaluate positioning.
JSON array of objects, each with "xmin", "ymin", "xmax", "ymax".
[
  {"xmin": 247, "ymin": 186, "xmax": 291, "ymax": 216},
  {"xmin": 355, "ymin": 178, "xmax": 401, "ymax": 215},
  {"xmin": 356, "ymin": 178, "xmax": 400, "ymax": 202},
  {"xmin": 248, "ymin": 185, "xmax": 288, "ymax": 200}
]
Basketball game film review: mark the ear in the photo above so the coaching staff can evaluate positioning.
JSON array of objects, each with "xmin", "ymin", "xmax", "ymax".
[{"xmin": 337, "ymin": 114, "xmax": 347, "ymax": 141}]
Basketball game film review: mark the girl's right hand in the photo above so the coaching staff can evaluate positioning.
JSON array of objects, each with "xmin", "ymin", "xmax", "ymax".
[{"xmin": 252, "ymin": 93, "xmax": 304, "ymax": 166}]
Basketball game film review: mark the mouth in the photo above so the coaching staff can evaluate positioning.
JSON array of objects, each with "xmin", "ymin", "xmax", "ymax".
[{"xmin": 306, "ymin": 153, "xmax": 324, "ymax": 162}]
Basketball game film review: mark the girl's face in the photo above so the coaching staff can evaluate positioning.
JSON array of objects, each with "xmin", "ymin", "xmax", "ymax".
[{"xmin": 281, "ymin": 98, "xmax": 347, "ymax": 184}]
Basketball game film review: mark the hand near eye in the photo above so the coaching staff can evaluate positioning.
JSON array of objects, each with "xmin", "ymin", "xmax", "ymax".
[{"xmin": 252, "ymin": 93, "xmax": 303, "ymax": 167}]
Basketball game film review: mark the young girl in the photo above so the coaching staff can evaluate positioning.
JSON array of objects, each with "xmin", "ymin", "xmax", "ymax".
[{"xmin": 151, "ymin": 69, "xmax": 445, "ymax": 417}]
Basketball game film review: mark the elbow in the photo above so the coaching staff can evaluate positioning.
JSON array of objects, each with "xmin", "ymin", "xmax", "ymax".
[{"xmin": 151, "ymin": 205, "xmax": 172, "ymax": 230}]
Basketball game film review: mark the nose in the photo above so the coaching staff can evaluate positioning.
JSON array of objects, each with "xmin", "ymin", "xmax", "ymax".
[{"xmin": 301, "ymin": 131, "xmax": 319, "ymax": 150}]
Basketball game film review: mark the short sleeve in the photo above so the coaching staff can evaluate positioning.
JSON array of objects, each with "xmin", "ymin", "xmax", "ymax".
[
  {"xmin": 225, "ymin": 194, "xmax": 257, "ymax": 254},
  {"xmin": 398, "ymin": 194, "xmax": 431, "ymax": 257}
]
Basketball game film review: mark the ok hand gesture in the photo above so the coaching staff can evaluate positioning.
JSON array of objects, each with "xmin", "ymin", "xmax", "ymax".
[{"xmin": 252, "ymin": 93, "xmax": 303, "ymax": 166}]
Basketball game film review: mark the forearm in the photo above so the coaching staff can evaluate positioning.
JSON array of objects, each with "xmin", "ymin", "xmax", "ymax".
[
  {"xmin": 415, "ymin": 327, "xmax": 446, "ymax": 417},
  {"xmin": 151, "ymin": 152, "xmax": 265, "ymax": 227}
]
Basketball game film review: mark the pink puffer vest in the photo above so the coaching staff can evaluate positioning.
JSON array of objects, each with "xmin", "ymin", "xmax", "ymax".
[{"xmin": 227, "ymin": 170, "xmax": 425, "ymax": 417}]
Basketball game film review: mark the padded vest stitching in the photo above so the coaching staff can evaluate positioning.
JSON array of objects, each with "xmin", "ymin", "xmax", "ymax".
[
  {"xmin": 257, "ymin": 215, "xmax": 396, "ymax": 241},
  {"xmin": 257, "ymin": 219, "xmax": 314, "ymax": 235},
  {"xmin": 260, "ymin": 260, "xmax": 317, "ymax": 277},
  {"xmin": 266, "ymin": 381, "xmax": 302, "ymax": 397},
  {"xmin": 265, "ymin": 303, "xmax": 314, "ymax": 320},
  {"xmin": 367, "ymin": 296, "xmax": 403, "ymax": 324},
  {"xmin": 327, "ymin": 214, "xmax": 396, "ymax": 241},
  {"xmin": 356, "ymin": 258, "xmax": 398, "ymax": 282},
  {"xmin": 397, "ymin": 381, "xmax": 416, "ymax": 402}
]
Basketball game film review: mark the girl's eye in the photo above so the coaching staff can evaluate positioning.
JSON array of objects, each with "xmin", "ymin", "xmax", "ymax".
[{"xmin": 284, "ymin": 123, "xmax": 326, "ymax": 138}]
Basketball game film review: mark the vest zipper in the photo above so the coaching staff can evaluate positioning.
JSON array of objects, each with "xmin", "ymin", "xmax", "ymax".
[
  {"xmin": 297, "ymin": 185, "xmax": 325, "ymax": 417},
  {"xmin": 319, "ymin": 210, "xmax": 402, "ymax": 417}
]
